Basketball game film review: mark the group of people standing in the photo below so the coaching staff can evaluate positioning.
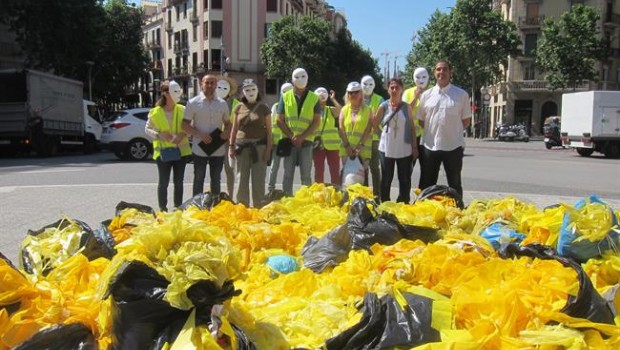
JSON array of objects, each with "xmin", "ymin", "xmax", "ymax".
[{"xmin": 145, "ymin": 59, "xmax": 471, "ymax": 212}]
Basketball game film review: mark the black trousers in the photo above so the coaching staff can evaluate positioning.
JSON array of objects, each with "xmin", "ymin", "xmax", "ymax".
[
  {"xmin": 419, "ymin": 146, "xmax": 464, "ymax": 197},
  {"xmin": 379, "ymin": 152, "xmax": 413, "ymax": 203},
  {"xmin": 156, "ymin": 157, "xmax": 187, "ymax": 211}
]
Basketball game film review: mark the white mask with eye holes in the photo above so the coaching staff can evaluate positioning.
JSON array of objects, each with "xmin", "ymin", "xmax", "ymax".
[
  {"xmin": 243, "ymin": 84, "xmax": 258, "ymax": 104},
  {"xmin": 414, "ymin": 67, "xmax": 430, "ymax": 89},
  {"xmin": 168, "ymin": 81, "xmax": 182, "ymax": 103},
  {"xmin": 361, "ymin": 75, "xmax": 375, "ymax": 97},
  {"xmin": 291, "ymin": 68, "xmax": 308, "ymax": 89},
  {"xmin": 314, "ymin": 87, "xmax": 328, "ymax": 102},
  {"xmin": 216, "ymin": 80, "xmax": 231, "ymax": 99}
]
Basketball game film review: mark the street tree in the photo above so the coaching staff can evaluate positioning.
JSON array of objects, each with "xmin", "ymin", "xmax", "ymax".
[
  {"xmin": 405, "ymin": 0, "xmax": 520, "ymax": 95},
  {"xmin": 536, "ymin": 5, "xmax": 608, "ymax": 90}
]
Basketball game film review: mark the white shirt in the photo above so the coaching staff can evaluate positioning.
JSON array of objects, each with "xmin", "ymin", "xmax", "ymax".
[
  {"xmin": 378, "ymin": 108, "xmax": 411, "ymax": 158},
  {"xmin": 184, "ymin": 92, "xmax": 229, "ymax": 157},
  {"xmin": 417, "ymin": 84, "xmax": 470, "ymax": 151}
]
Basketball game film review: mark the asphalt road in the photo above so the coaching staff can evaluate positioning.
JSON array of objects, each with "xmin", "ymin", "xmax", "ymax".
[{"xmin": 1, "ymin": 138, "xmax": 619, "ymax": 265}]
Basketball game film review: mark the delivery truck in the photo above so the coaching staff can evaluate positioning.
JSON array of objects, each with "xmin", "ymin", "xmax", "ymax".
[
  {"xmin": 0, "ymin": 69, "xmax": 102, "ymax": 156},
  {"xmin": 560, "ymin": 91, "xmax": 620, "ymax": 158}
]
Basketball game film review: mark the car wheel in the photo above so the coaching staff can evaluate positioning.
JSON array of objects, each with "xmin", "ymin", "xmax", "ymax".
[
  {"xmin": 604, "ymin": 142, "xmax": 620, "ymax": 159},
  {"xmin": 125, "ymin": 138, "xmax": 151, "ymax": 161},
  {"xmin": 576, "ymin": 148, "xmax": 594, "ymax": 157},
  {"xmin": 545, "ymin": 142, "xmax": 552, "ymax": 150}
]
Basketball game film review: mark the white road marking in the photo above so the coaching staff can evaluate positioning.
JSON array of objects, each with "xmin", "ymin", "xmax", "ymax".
[{"xmin": 19, "ymin": 168, "xmax": 86, "ymax": 174}]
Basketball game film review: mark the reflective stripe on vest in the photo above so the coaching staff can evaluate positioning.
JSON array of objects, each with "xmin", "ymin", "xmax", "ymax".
[
  {"xmin": 271, "ymin": 102, "xmax": 282, "ymax": 143},
  {"xmin": 340, "ymin": 104, "xmax": 371, "ymax": 159},
  {"xmin": 283, "ymin": 90, "xmax": 319, "ymax": 137},
  {"xmin": 150, "ymin": 105, "xmax": 191, "ymax": 160},
  {"xmin": 403, "ymin": 86, "xmax": 425, "ymax": 138},
  {"xmin": 316, "ymin": 106, "xmax": 340, "ymax": 151}
]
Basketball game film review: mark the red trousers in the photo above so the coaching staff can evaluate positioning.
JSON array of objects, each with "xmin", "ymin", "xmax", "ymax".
[{"xmin": 313, "ymin": 148, "xmax": 340, "ymax": 185}]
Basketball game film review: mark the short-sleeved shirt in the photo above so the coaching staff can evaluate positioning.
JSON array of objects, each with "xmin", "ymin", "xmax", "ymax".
[
  {"xmin": 417, "ymin": 84, "xmax": 470, "ymax": 151},
  {"xmin": 276, "ymin": 89, "xmax": 322, "ymax": 116},
  {"xmin": 184, "ymin": 92, "xmax": 229, "ymax": 157},
  {"xmin": 233, "ymin": 102, "xmax": 271, "ymax": 141}
]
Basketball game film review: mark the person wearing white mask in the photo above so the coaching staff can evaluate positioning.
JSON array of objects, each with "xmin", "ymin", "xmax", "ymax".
[
  {"xmin": 276, "ymin": 68, "xmax": 321, "ymax": 196},
  {"xmin": 403, "ymin": 67, "xmax": 431, "ymax": 188},
  {"xmin": 144, "ymin": 80, "xmax": 191, "ymax": 211},
  {"xmin": 216, "ymin": 75, "xmax": 239, "ymax": 198},
  {"xmin": 267, "ymin": 82, "xmax": 293, "ymax": 193},
  {"xmin": 312, "ymin": 87, "xmax": 342, "ymax": 185},
  {"xmin": 361, "ymin": 75, "xmax": 384, "ymax": 198},
  {"xmin": 228, "ymin": 79, "xmax": 272, "ymax": 207}
]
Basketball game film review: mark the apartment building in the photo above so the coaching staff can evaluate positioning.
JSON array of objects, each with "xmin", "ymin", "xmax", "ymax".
[
  {"xmin": 485, "ymin": 0, "xmax": 620, "ymax": 137},
  {"xmin": 139, "ymin": 0, "xmax": 346, "ymax": 106}
]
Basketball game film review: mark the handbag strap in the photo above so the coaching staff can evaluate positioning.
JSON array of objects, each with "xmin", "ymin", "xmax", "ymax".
[
  {"xmin": 380, "ymin": 101, "xmax": 404, "ymax": 128},
  {"xmin": 237, "ymin": 103, "xmax": 261, "ymax": 131}
]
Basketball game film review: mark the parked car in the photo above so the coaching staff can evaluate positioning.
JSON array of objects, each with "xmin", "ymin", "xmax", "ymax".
[{"xmin": 101, "ymin": 107, "xmax": 152, "ymax": 160}]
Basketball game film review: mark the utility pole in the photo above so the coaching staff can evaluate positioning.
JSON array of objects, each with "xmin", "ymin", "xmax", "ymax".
[{"xmin": 381, "ymin": 51, "xmax": 390, "ymax": 85}]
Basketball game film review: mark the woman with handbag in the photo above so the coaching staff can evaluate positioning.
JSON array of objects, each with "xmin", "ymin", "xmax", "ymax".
[
  {"xmin": 374, "ymin": 78, "xmax": 419, "ymax": 203},
  {"xmin": 312, "ymin": 87, "xmax": 342, "ymax": 185},
  {"xmin": 228, "ymin": 79, "xmax": 272, "ymax": 207},
  {"xmin": 338, "ymin": 82, "xmax": 373, "ymax": 185},
  {"xmin": 145, "ymin": 80, "xmax": 191, "ymax": 211}
]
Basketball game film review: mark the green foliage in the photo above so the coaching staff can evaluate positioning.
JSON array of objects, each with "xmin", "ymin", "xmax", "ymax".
[
  {"xmin": 260, "ymin": 16, "xmax": 384, "ymax": 99},
  {"xmin": 405, "ymin": 0, "xmax": 520, "ymax": 91},
  {"xmin": 536, "ymin": 5, "xmax": 607, "ymax": 90},
  {"xmin": 2, "ymin": 0, "xmax": 148, "ymax": 106}
]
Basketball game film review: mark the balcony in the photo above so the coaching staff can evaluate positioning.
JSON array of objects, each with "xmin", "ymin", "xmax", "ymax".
[
  {"xmin": 169, "ymin": 0, "xmax": 185, "ymax": 6},
  {"xmin": 165, "ymin": 22, "xmax": 173, "ymax": 33},
  {"xmin": 146, "ymin": 39, "xmax": 161, "ymax": 50},
  {"xmin": 604, "ymin": 13, "xmax": 620, "ymax": 27},
  {"xmin": 517, "ymin": 16, "xmax": 545, "ymax": 29},
  {"xmin": 512, "ymin": 80, "xmax": 589, "ymax": 91},
  {"xmin": 149, "ymin": 60, "xmax": 162, "ymax": 71},
  {"xmin": 173, "ymin": 41, "xmax": 189, "ymax": 54},
  {"xmin": 170, "ymin": 65, "xmax": 190, "ymax": 80}
]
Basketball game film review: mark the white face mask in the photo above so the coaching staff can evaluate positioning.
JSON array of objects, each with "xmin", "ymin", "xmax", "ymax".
[
  {"xmin": 168, "ymin": 81, "xmax": 182, "ymax": 103},
  {"xmin": 216, "ymin": 80, "xmax": 231, "ymax": 99},
  {"xmin": 315, "ymin": 87, "xmax": 328, "ymax": 102},
  {"xmin": 291, "ymin": 68, "xmax": 308, "ymax": 89},
  {"xmin": 414, "ymin": 68, "xmax": 430, "ymax": 89},
  {"xmin": 243, "ymin": 85, "xmax": 258, "ymax": 103},
  {"xmin": 361, "ymin": 75, "xmax": 375, "ymax": 96}
]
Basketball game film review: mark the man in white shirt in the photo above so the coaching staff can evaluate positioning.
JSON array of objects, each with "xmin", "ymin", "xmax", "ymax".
[
  {"xmin": 182, "ymin": 74, "xmax": 230, "ymax": 196},
  {"xmin": 417, "ymin": 60, "xmax": 471, "ymax": 197}
]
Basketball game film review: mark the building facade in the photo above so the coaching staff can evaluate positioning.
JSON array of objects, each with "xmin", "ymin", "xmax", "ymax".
[
  {"xmin": 485, "ymin": 0, "xmax": 620, "ymax": 137},
  {"xmin": 140, "ymin": 0, "xmax": 346, "ymax": 106}
]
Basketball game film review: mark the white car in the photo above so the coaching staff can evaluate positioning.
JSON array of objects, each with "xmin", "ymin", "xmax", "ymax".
[{"xmin": 101, "ymin": 108, "xmax": 152, "ymax": 160}]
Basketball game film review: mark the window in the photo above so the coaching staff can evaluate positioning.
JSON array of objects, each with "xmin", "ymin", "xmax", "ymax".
[
  {"xmin": 193, "ymin": 24, "xmax": 197, "ymax": 42},
  {"xmin": 204, "ymin": 21, "xmax": 209, "ymax": 37},
  {"xmin": 524, "ymin": 33, "xmax": 537, "ymax": 56},
  {"xmin": 212, "ymin": 0, "xmax": 222, "ymax": 9},
  {"xmin": 211, "ymin": 20, "xmax": 222, "ymax": 38},
  {"xmin": 134, "ymin": 112, "xmax": 149, "ymax": 121},
  {"xmin": 168, "ymin": 59, "xmax": 173, "ymax": 75},
  {"xmin": 526, "ymin": 3, "xmax": 539, "ymax": 19},
  {"xmin": 168, "ymin": 33, "xmax": 173, "ymax": 49},
  {"xmin": 265, "ymin": 79, "xmax": 277, "ymax": 94},
  {"xmin": 267, "ymin": 0, "xmax": 277, "ymax": 12},
  {"xmin": 211, "ymin": 49, "xmax": 221, "ymax": 70},
  {"xmin": 617, "ymin": 68, "xmax": 620, "ymax": 82},
  {"xmin": 176, "ymin": 6, "xmax": 180, "ymax": 21},
  {"xmin": 192, "ymin": 52, "xmax": 198, "ymax": 71},
  {"xmin": 183, "ymin": 3, "xmax": 187, "ymax": 18},
  {"xmin": 156, "ymin": 28, "xmax": 161, "ymax": 45},
  {"xmin": 523, "ymin": 64, "xmax": 535, "ymax": 80},
  {"xmin": 264, "ymin": 23, "xmax": 272, "ymax": 39}
]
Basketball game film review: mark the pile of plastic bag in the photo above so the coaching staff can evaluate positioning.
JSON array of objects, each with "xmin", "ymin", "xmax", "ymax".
[{"xmin": 1, "ymin": 183, "xmax": 620, "ymax": 349}]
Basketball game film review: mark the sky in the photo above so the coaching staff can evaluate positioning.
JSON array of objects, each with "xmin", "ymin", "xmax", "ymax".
[{"xmin": 328, "ymin": 0, "xmax": 456, "ymax": 77}]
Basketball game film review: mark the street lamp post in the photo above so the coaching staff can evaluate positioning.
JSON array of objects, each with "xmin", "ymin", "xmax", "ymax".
[
  {"xmin": 480, "ymin": 86, "xmax": 489, "ymax": 139},
  {"xmin": 220, "ymin": 41, "xmax": 225, "ymax": 75},
  {"xmin": 86, "ymin": 61, "xmax": 94, "ymax": 101}
]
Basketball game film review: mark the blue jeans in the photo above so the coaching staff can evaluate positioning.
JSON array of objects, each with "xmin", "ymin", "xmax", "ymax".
[
  {"xmin": 282, "ymin": 141, "xmax": 313, "ymax": 196},
  {"xmin": 156, "ymin": 157, "xmax": 187, "ymax": 211},
  {"xmin": 379, "ymin": 152, "xmax": 413, "ymax": 203},
  {"xmin": 192, "ymin": 154, "xmax": 224, "ymax": 196}
]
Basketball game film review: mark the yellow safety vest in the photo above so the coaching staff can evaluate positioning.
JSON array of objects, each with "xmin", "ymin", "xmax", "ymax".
[
  {"xmin": 314, "ymin": 106, "xmax": 340, "ymax": 151},
  {"xmin": 228, "ymin": 98, "xmax": 240, "ymax": 122},
  {"xmin": 283, "ymin": 90, "xmax": 319, "ymax": 137},
  {"xmin": 150, "ymin": 105, "xmax": 191, "ymax": 160},
  {"xmin": 271, "ymin": 102, "xmax": 282, "ymax": 144},
  {"xmin": 340, "ymin": 104, "xmax": 371, "ymax": 159},
  {"xmin": 367, "ymin": 93, "xmax": 383, "ymax": 141},
  {"xmin": 403, "ymin": 86, "xmax": 428, "ymax": 138}
]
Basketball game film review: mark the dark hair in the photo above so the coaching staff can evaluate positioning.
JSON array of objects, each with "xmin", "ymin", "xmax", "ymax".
[
  {"xmin": 435, "ymin": 59, "xmax": 452, "ymax": 70},
  {"xmin": 156, "ymin": 81, "xmax": 170, "ymax": 107},
  {"xmin": 388, "ymin": 78, "xmax": 404, "ymax": 88}
]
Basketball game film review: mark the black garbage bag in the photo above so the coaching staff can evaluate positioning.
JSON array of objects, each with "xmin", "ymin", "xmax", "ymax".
[
  {"xmin": 187, "ymin": 279, "xmax": 241, "ymax": 325},
  {"xmin": 302, "ymin": 198, "xmax": 439, "ymax": 272},
  {"xmin": 415, "ymin": 185, "xmax": 464, "ymax": 209},
  {"xmin": 325, "ymin": 292, "xmax": 440, "ymax": 349},
  {"xmin": 13, "ymin": 323, "xmax": 97, "ymax": 350},
  {"xmin": 115, "ymin": 201, "xmax": 155, "ymax": 217},
  {"xmin": 93, "ymin": 219, "xmax": 117, "ymax": 256},
  {"xmin": 21, "ymin": 218, "xmax": 115, "ymax": 276},
  {"xmin": 500, "ymin": 244, "xmax": 615, "ymax": 325},
  {"xmin": 179, "ymin": 192, "xmax": 233, "ymax": 210},
  {"xmin": 106, "ymin": 261, "xmax": 190, "ymax": 350},
  {"xmin": 301, "ymin": 224, "xmax": 352, "ymax": 273},
  {"xmin": 259, "ymin": 189, "xmax": 286, "ymax": 207}
]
